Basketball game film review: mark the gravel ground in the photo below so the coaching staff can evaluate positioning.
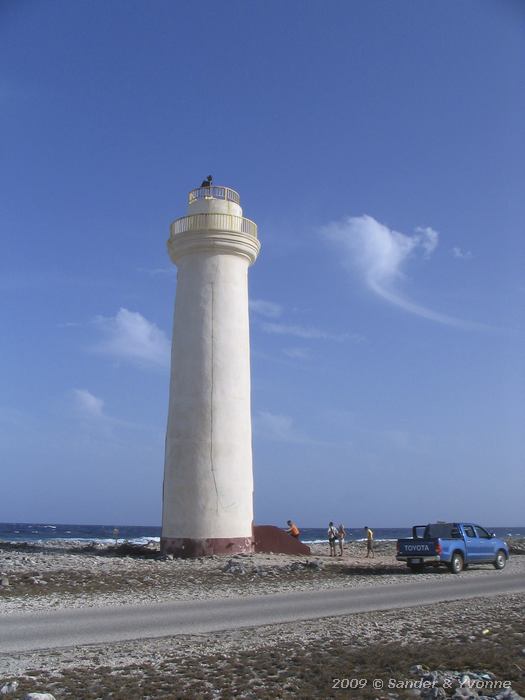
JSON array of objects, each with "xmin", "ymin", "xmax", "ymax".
[
  {"xmin": 1, "ymin": 539, "xmax": 523, "ymax": 616},
  {"xmin": 1, "ymin": 540, "xmax": 523, "ymax": 699},
  {"xmin": 1, "ymin": 594, "xmax": 524, "ymax": 698}
]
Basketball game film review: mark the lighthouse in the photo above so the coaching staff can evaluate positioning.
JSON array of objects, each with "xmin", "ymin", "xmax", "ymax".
[{"xmin": 161, "ymin": 179, "xmax": 260, "ymax": 557}]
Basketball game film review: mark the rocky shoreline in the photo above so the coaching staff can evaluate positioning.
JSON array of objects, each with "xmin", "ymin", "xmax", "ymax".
[{"xmin": 1, "ymin": 539, "xmax": 524, "ymax": 699}]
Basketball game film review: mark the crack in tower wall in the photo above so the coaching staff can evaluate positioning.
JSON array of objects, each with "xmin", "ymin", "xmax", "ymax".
[{"xmin": 209, "ymin": 278, "xmax": 219, "ymax": 513}]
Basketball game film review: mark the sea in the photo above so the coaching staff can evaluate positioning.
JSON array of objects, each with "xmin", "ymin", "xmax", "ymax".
[{"xmin": 0, "ymin": 523, "xmax": 522, "ymax": 546}]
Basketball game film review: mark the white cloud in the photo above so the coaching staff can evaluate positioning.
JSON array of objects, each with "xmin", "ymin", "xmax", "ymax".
[
  {"xmin": 415, "ymin": 227, "xmax": 439, "ymax": 257},
  {"xmin": 324, "ymin": 214, "xmax": 438, "ymax": 288},
  {"xmin": 261, "ymin": 321, "xmax": 347, "ymax": 340},
  {"xmin": 323, "ymin": 214, "xmax": 476, "ymax": 328},
  {"xmin": 452, "ymin": 246, "xmax": 473, "ymax": 260},
  {"xmin": 74, "ymin": 389, "xmax": 105, "ymax": 418},
  {"xmin": 249, "ymin": 299, "xmax": 283, "ymax": 318},
  {"xmin": 93, "ymin": 308, "xmax": 170, "ymax": 368}
]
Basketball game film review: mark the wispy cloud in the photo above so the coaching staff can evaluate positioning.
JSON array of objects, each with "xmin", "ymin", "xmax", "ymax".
[
  {"xmin": 323, "ymin": 214, "xmax": 479, "ymax": 328},
  {"xmin": 253, "ymin": 411, "xmax": 314, "ymax": 444},
  {"xmin": 249, "ymin": 299, "xmax": 283, "ymax": 318},
  {"xmin": 452, "ymin": 246, "xmax": 473, "ymax": 260},
  {"xmin": 251, "ymin": 299, "xmax": 356, "ymax": 343},
  {"xmin": 283, "ymin": 347, "xmax": 310, "ymax": 359},
  {"xmin": 92, "ymin": 308, "xmax": 170, "ymax": 368},
  {"xmin": 260, "ymin": 321, "xmax": 349, "ymax": 341},
  {"xmin": 137, "ymin": 266, "xmax": 176, "ymax": 277},
  {"xmin": 253, "ymin": 410, "xmax": 350, "ymax": 448},
  {"xmin": 73, "ymin": 389, "xmax": 105, "ymax": 418},
  {"xmin": 72, "ymin": 389, "xmax": 161, "ymax": 438}
]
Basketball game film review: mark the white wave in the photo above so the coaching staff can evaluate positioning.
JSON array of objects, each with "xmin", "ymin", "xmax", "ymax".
[
  {"xmin": 26, "ymin": 536, "xmax": 161, "ymax": 546},
  {"xmin": 34, "ymin": 537, "xmax": 116, "ymax": 544},
  {"xmin": 1, "ymin": 534, "xmax": 161, "ymax": 546},
  {"xmin": 300, "ymin": 538, "xmax": 326, "ymax": 544}
]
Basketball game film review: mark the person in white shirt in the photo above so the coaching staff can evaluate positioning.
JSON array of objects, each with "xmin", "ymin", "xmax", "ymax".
[{"xmin": 337, "ymin": 524, "xmax": 346, "ymax": 556}]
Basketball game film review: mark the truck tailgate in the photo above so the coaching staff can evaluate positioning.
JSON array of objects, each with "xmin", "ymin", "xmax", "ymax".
[{"xmin": 397, "ymin": 538, "xmax": 438, "ymax": 557}]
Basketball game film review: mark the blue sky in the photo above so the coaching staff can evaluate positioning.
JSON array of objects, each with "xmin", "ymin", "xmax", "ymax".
[{"xmin": 1, "ymin": 0, "xmax": 523, "ymax": 527}]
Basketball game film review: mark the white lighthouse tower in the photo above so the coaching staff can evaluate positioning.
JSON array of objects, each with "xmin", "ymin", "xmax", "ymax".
[{"xmin": 161, "ymin": 179, "xmax": 260, "ymax": 556}]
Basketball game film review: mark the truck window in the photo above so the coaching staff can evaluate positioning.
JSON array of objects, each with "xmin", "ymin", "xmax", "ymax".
[
  {"xmin": 463, "ymin": 525, "xmax": 476, "ymax": 538},
  {"xmin": 425, "ymin": 523, "xmax": 456, "ymax": 539},
  {"xmin": 475, "ymin": 526, "xmax": 491, "ymax": 539}
]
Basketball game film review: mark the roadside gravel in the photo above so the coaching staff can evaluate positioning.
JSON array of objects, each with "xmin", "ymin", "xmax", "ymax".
[
  {"xmin": 1, "ymin": 593, "xmax": 523, "ymax": 698},
  {"xmin": 1, "ymin": 540, "xmax": 523, "ymax": 699},
  {"xmin": 1, "ymin": 540, "xmax": 523, "ymax": 616}
]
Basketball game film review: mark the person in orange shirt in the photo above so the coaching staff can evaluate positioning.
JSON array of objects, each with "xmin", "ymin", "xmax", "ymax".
[{"xmin": 286, "ymin": 520, "xmax": 300, "ymax": 538}]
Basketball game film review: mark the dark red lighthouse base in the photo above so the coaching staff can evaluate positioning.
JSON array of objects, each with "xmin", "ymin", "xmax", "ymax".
[
  {"xmin": 161, "ymin": 536, "xmax": 253, "ymax": 557},
  {"xmin": 161, "ymin": 526, "xmax": 311, "ymax": 558},
  {"xmin": 253, "ymin": 525, "xmax": 311, "ymax": 555}
]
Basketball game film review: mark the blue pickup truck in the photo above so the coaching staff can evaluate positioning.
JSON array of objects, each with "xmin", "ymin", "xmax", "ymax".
[{"xmin": 396, "ymin": 523, "xmax": 509, "ymax": 574}]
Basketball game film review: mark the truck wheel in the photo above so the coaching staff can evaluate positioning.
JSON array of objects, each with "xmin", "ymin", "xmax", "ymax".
[
  {"xmin": 494, "ymin": 550, "xmax": 507, "ymax": 570},
  {"xmin": 449, "ymin": 552, "xmax": 464, "ymax": 574}
]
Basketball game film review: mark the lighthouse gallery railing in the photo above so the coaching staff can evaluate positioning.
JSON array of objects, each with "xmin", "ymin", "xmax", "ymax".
[
  {"xmin": 188, "ymin": 186, "xmax": 241, "ymax": 205},
  {"xmin": 171, "ymin": 213, "xmax": 258, "ymax": 238}
]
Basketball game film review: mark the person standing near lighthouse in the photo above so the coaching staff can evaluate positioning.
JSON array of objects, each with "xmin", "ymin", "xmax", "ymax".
[
  {"xmin": 161, "ymin": 179, "xmax": 260, "ymax": 557},
  {"xmin": 365, "ymin": 526, "xmax": 374, "ymax": 557}
]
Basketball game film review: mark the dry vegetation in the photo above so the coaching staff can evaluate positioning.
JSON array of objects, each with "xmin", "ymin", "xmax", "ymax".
[
  {"xmin": 4, "ymin": 595, "xmax": 524, "ymax": 699},
  {"xmin": 2, "ymin": 539, "xmax": 524, "ymax": 699},
  {"xmin": 7, "ymin": 620, "xmax": 525, "ymax": 699}
]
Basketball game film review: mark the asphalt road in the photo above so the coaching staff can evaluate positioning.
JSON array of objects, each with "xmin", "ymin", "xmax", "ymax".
[{"xmin": 1, "ymin": 573, "xmax": 523, "ymax": 654}]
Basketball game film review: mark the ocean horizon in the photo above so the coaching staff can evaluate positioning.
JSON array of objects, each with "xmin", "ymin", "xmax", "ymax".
[{"xmin": 1, "ymin": 522, "xmax": 523, "ymax": 546}]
